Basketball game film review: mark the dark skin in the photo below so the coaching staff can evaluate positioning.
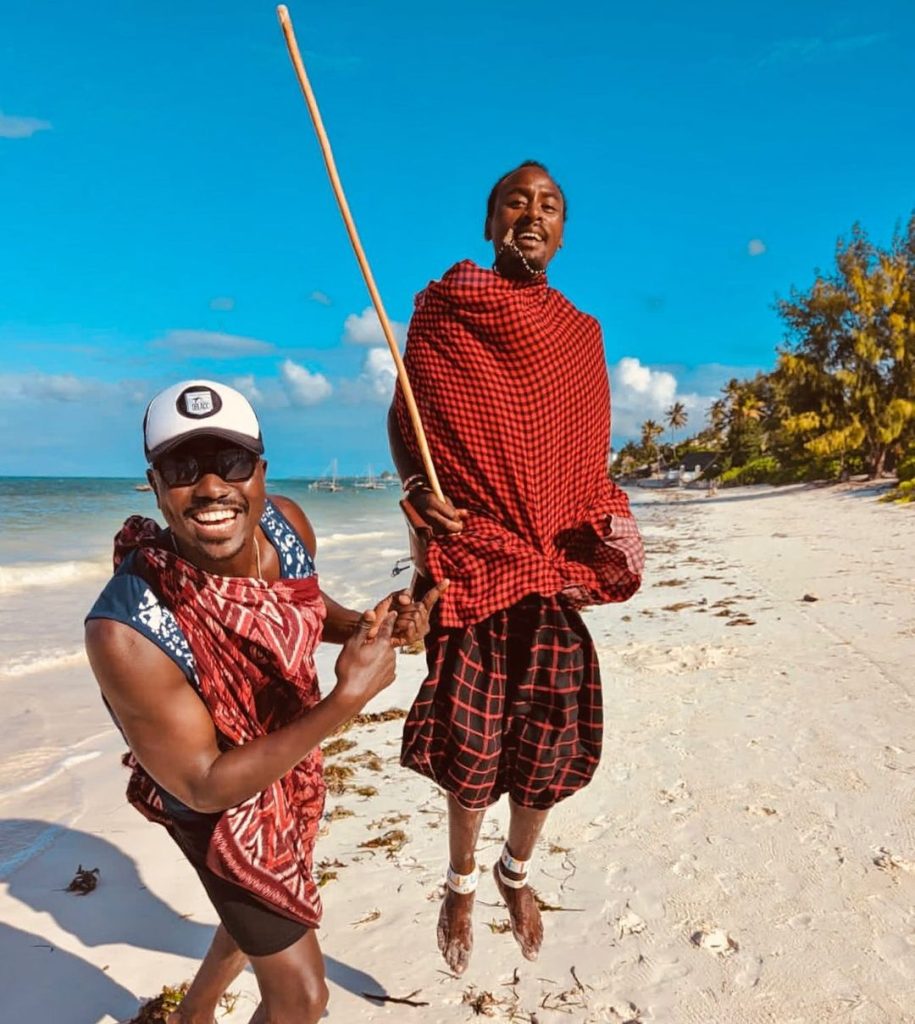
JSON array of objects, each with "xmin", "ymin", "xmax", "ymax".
[
  {"xmin": 388, "ymin": 166, "xmax": 566, "ymax": 973},
  {"xmin": 85, "ymin": 437, "xmax": 444, "ymax": 1024}
]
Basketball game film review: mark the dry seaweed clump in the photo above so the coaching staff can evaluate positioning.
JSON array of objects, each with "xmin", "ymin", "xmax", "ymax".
[
  {"xmin": 358, "ymin": 829, "xmax": 408, "ymax": 856},
  {"xmin": 322, "ymin": 737, "xmax": 357, "ymax": 757},
  {"xmin": 461, "ymin": 987, "xmax": 504, "ymax": 1017},
  {"xmin": 332, "ymin": 707, "xmax": 407, "ymax": 736},
  {"xmin": 486, "ymin": 918, "xmax": 512, "ymax": 934},
  {"xmin": 352, "ymin": 708, "xmax": 407, "ymax": 725},
  {"xmin": 326, "ymin": 805, "xmax": 355, "ymax": 822},
  {"xmin": 65, "ymin": 865, "xmax": 100, "ymax": 895},
  {"xmin": 345, "ymin": 750, "xmax": 383, "ymax": 771},
  {"xmin": 127, "ymin": 982, "xmax": 238, "ymax": 1023},
  {"xmin": 324, "ymin": 763, "xmax": 355, "ymax": 795}
]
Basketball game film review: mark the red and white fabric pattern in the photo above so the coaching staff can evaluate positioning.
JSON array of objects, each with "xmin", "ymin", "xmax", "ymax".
[
  {"xmin": 394, "ymin": 260, "xmax": 644, "ymax": 628},
  {"xmin": 114, "ymin": 516, "xmax": 327, "ymax": 928}
]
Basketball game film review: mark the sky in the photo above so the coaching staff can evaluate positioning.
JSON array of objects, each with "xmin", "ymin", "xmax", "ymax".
[{"xmin": 1, "ymin": 0, "xmax": 912, "ymax": 477}]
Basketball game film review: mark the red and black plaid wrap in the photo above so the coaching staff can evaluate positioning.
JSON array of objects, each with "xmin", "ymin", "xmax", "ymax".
[
  {"xmin": 401, "ymin": 594, "xmax": 602, "ymax": 809},
  {"xmin": 394, "ymin": 260, "xmax": 643, "ymax": 628},
  {"xmin": 113, "ymin": 516, "xmax": 327, "ymax": 929}
]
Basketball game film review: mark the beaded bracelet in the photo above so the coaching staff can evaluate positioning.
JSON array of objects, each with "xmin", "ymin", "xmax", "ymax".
[{"xmin": 401, "ymin": 473, "xmax": 429, "ymax": 494}]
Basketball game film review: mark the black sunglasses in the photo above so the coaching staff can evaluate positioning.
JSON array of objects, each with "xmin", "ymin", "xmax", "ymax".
[{"xmin": 154, "ymin": 447, "xmax": 259, "ymax": 488}]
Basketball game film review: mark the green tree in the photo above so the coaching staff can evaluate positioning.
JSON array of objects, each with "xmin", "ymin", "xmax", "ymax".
[
  {"xmin": 665, "ymin": 400, "xmax": 688, "ymax": 451},
  {"xmin": 776, "ymin": 219, "xmax": 915, "ymax": 477},
  {"xmin": 640, "ymin": 419, "xmax": 664, "ymax": 469}
]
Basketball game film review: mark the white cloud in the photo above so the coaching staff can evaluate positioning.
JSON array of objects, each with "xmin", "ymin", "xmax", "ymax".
[
  {"xmin": 609, "ymin": 357, "xmax": 717, "ymax": 444},
  {"xmin": 309, "ymin": 290, "xmax": 332, "ymax": 306},
  {"xmin": 280, "ymin": 359, "xmax": 332, "ymax": 406},
  {"xmin": 342, "ymin": 306, "xmax": 406, "ymax": 346},
  {"xmin": 747, "ymin": 239, "xmax": 766, "ymax": 256},
  {"xmin": 362, "ymin": 347, "xmax": 397, "ymax": 400},
  {"xmin": 0, "ymin": 372, "xmax": 147, "ymax": 405},
  {"xmin": 615, "ymin": 357, "xmax": 677, "ymax": 407},
  {"xmin": 0, "ymin": 111, "xmax": 51, "ymax": 139},
  {"xmin": 152, "ymin": 329, "xmax": 275, "ymax": 358},
  {"xmin": 335, "ymin": 346, "xmax": 399, "ymax": 405},
  {"xmin": 209, "ymin": 296, "xmax": 235, "ymax": 312},
  {"xmin": 231, "ymin": 374, "xmax": 263, "ymax": 404}
]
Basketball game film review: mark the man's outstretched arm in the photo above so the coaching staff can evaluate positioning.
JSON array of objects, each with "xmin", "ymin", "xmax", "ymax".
[{"xmin": 85, "ymin": 607, "xmax": 396, "ymax": 815}]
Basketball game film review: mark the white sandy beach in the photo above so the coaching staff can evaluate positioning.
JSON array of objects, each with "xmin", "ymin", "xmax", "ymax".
[{"xmin": 1, "ymin": 483, "xmax": 913, "ymax": 1023}]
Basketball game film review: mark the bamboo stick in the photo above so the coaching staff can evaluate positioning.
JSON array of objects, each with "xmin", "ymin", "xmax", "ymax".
[{"xmin": 276, "ymin": 5, "xmax": 443, "ymax": 501}]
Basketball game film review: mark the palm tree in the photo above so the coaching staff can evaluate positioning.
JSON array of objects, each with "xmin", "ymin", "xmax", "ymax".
[
  {"xmin": 665, "ymin": 401, "xmax": 688, "ymax": 452},
  {"xmin": 640, "ymin": 419, "xmax": 664, "ymax": 470},
  {"xmin": 707, "ymin": 398, "xmax": 728, "ymax": 439}
]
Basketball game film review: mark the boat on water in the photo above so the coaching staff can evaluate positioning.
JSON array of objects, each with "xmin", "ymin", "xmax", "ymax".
[
  {"xmin": 354, "ymin": 464, "xmax": 385, "ymax": 490},
  {"xmin": 309, "ymin": 459, "xmax": 343, "ymax": 492}
]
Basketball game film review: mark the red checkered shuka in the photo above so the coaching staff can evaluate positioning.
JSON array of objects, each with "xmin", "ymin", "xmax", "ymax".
[
  {"xmin": 114, "ymin": 516, "xmax": 327, "ymax": 929},
  {"xmin": 394, "ymin": 261, "xmax": 644, "ymax": 628},
  {"xmin": 401, "ymin": 594, "xmax": 603, "ymax": 809}
]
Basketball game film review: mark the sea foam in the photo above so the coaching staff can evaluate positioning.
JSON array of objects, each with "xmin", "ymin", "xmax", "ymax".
[
  {"xmin": 0, "ymin": 646, "xmax": 87, "ymax": 678},
  {"xmin": 0, "ymin": 559, "xmax": 108, "ymax": 596}
]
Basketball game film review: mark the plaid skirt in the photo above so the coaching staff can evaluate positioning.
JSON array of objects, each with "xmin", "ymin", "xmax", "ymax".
[{"xmin": 401, "ymin": 594, "xmax": 602, "ymax": 810}]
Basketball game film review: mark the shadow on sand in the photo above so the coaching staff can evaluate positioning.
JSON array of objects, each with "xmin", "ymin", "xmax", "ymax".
[{"xmin": 1, "ymin": 819, "xmax": 387, "ymax": 1021}]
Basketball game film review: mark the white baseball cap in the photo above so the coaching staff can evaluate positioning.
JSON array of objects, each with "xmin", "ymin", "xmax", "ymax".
[{"xmin": 143, "ymin": 380, "xmax": 264, "ymax": 462}]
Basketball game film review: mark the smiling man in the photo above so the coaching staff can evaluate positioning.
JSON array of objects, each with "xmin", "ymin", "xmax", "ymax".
[
  {"xmin": 389, "ymin": 161, "xmax": 645, "ymax": 973},
  {"xmin": 86, "ymin": 380, "xmax": 442, "ymax": 1024}
]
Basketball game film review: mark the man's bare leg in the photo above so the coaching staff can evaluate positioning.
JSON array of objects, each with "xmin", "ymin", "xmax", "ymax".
[
  {"xmin": 246, "ymin": 929, "xmax": 328, "ymax": 1024},
  {"xmin": 493, "ymin": 799, "xmax": 548, "ymax": 960},
  {"xmin": 438, "ymin": 794, "xmax": 486, "ymax": 974},
  {"xmin": 166, "ymin": 924, "xmax": 248, "ymax": 1024}
]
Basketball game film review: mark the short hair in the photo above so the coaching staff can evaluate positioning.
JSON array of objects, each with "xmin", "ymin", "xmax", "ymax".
[{"xmin": 483, "ymin": 159, "xmax": 568, "ymax": 240}]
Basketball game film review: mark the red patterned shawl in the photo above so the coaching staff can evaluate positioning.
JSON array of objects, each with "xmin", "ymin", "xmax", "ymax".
[
  {"xmin": 394, "ymin": 260, "xmax": 644, "ymax": 628},
  {"xmin": 114, "ymin": 516, "xmax": 327, "ymax": 927}
]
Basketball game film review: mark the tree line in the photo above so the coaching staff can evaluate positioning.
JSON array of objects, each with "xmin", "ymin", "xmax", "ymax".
[{"xmin": 616, "ymin": 215, "xmax": 915, "ymax": 498}]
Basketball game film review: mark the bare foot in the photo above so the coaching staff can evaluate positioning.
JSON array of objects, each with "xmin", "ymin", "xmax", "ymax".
[
  {"xmin": 437, "ymin": 889, "xmax": 475, "ymax": 974},
  {"xmin": 494, "ymin": 869, "xmax": 543, "ymax": 961}
]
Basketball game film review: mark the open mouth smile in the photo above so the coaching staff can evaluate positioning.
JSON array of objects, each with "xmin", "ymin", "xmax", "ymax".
[{"xmin": 186, "ymin": 506, "xmax": 245, "ymax": 539}]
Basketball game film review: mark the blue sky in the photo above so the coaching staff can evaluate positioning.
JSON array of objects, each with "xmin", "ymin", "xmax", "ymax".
[{"xmin": 1, "ymin": 0, "xmax": 912, "ymax": 476}]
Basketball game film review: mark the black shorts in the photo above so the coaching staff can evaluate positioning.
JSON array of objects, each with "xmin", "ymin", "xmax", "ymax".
[{"xmin": 167, "ymin": 814, "xmax": 308, "ymax": 958}]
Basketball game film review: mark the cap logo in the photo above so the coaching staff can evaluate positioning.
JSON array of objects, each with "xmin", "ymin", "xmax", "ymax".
[{"xmin": 177, "ymin": 387, "xmax": 222, "ymax": 419}]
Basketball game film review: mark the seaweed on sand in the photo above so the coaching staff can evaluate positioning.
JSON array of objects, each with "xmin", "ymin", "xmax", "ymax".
[
  {"xmin": 65, "ymin": 865, "xmax": 100, "ymax": 895},
  {"xmin": 358, "ymin": 829, "xmax": 408, "ymax": 856},
  {"xmin": 126, "ymin": 982, "xmax": 238, "ymax": 1023}
]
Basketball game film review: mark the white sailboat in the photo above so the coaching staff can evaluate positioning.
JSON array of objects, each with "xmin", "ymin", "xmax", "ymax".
[
  {"xmin": 354, "ymin": 464, "xmax": 385, "ymax": 490},
  {"xmin": 309, "ymin": 459, "xmax": 343, "ymax": 492}
]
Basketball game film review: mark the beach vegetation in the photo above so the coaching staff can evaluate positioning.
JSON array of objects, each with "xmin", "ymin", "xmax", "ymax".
[
  {"xmin": 880, "ymin": 479, "xmax": 915, "ymax": 504},
  {"xmin": 896, "ymin": 454, "xmax": 915, "ymax": 482},
  {"xmin": 719, "ymin": 455, "xmax": 780, "ymax": 487},
  {"xmin": 622, "ymin": 215, "xmax": 915, "ymax": 488}
]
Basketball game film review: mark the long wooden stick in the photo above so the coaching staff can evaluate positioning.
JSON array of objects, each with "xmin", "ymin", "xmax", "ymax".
[{"xmin": 276, "ymin": 5, "xmax": 443, "ymax": 501}]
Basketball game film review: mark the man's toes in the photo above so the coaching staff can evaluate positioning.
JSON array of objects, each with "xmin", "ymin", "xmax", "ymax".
[
  {"xmin": 519, "ymin": 925, "xmax": 543, "ymax": 961},
  {"xmin": 437, "ymin": 896, "xmax": 473, "ymax": 973},
  {"xmin": 444, "ymin": 935, "xmax": 472, "ymax": 974}
]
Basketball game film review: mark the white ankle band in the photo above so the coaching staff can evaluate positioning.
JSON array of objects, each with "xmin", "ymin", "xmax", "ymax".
[
  {"xmin": 446, "ymin": 863, "xmax": 479, "ymax": 895},
  {"xmin": 500, "ymin": 844, "xmax": 531, "ymax": 876},
  {"xmin": 497, "ymin": 863, "xmax": 529, "ymax": 889}
]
